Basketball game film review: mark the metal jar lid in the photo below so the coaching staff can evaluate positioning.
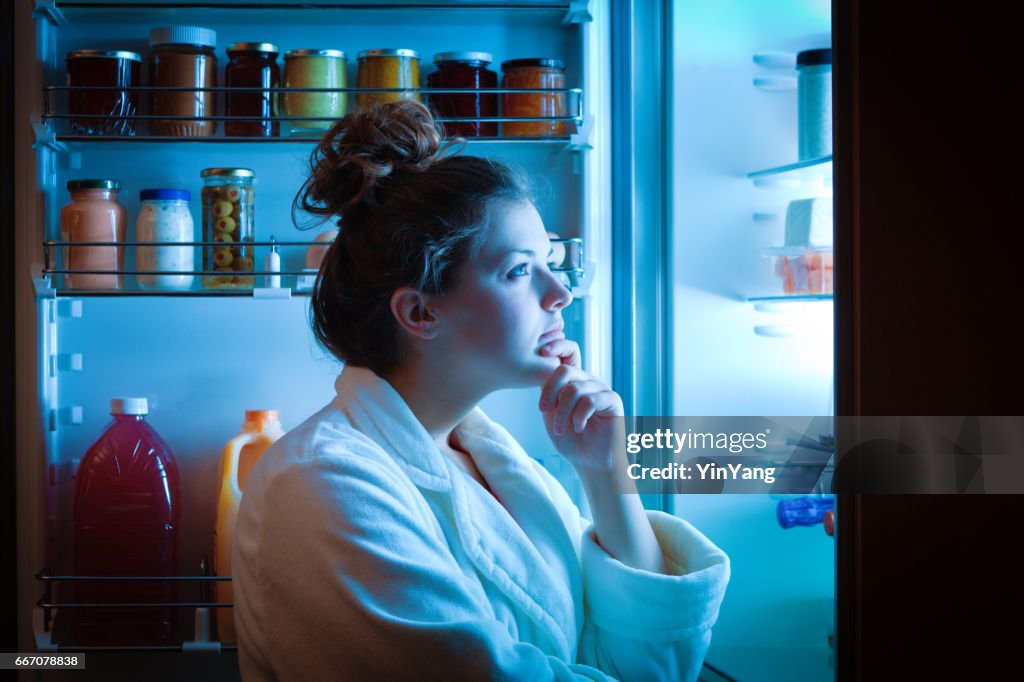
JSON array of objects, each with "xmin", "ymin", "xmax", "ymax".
[
  {"xmin": 200, "ymin": 168, "xmax": 255, "ymax": 178},
  {"xmin": 67, "ymin": 179, "xmax": 121, "ymax": 190},
  {"xmin": 66, "ymin": 50, "xmax": 142, "ymax": 62},
  {"xmin": 285, "ymin": 49, "xmax": 346, "ymax": 59},
  {"xmin": 227, "ymin": 42, "xmax": 280, "ymax": 54},
  {"xmin": 500, "ymin": 58, "xmax": 566, "ymax": 71},
  {"xmin": 150, "ymin": 26, "xmax": 217, "ymax": 49},
  {"xmin": 357, "ymin": 48, "xmax": 419, "ymax": 60},
  {"xmin": 796, "ymin": 48, "xmax": 832, "ymax": 67},
  {"xmin": 433, "ymin": 51, "xmax": 493, "ymax": 65}
]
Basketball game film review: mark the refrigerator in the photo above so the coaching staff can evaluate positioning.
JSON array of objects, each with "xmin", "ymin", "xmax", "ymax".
[{"xmin": 10, "ymin": 1, "xmax": 837, "ymax": 680}]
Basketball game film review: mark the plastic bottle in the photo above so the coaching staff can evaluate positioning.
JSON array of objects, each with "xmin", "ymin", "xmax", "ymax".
[
  {"xmin": 73, "ymin": 397, "xmax": 181, "ymax": 646},
  {"xmin": 214, "ymin": 410, "xmax": 284, "ymax": 643},
  {"xmin": 265, "ymin": 236, "xmax": 281, "ymax": 288},
  {"xmin": 776, "ymin": 495, "xmax": 835, "ymax": 529}
]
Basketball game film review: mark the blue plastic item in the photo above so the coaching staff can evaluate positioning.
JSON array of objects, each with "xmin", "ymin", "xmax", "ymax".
[{"xmin": 777, "ymin": 496, "xmax": 835, "ymax": 529}]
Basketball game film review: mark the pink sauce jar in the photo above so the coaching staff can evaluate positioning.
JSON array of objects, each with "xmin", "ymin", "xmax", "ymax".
[{"xmin": 60, "ymin": 179, "xmax": 126, "ymax": 289}]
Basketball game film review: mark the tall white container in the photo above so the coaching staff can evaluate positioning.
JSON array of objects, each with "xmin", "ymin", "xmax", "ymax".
[{"xmin": 797, "ymin": 48, "xmax": 832, "ymax": 160}]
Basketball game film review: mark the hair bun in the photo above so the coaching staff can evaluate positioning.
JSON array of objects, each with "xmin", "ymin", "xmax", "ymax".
[{"xmin": 296, "ymin": 100, "xmax": 445, "ymax": 220}]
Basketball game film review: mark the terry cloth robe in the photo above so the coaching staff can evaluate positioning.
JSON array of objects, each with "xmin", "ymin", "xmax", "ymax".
[{"xmin": 233, "ymin": 365, "xmax": 730, "ymax": 682}]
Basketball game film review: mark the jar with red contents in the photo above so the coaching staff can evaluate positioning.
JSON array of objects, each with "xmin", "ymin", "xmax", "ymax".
[
  {"xmin": 427, "ymin": 52, "xmax": 497, "ymax": 137},
  {"xmin": 225, "ymin": 43, "xmax": 280, "ymax": 137},
  {"xmin": 501, "ymin": 58, "xmax": 574, "ymax": 137}
]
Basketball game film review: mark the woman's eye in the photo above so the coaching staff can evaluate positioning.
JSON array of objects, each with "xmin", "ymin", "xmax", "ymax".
[{"xmin": 508, "ymin": 263, "xmax": 530, "ymax": 278}]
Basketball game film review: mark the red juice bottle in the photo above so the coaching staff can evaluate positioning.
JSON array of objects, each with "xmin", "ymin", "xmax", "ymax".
[{"xmin": 73, "ymin": 397, "xmax": 181, "ymax": 646}]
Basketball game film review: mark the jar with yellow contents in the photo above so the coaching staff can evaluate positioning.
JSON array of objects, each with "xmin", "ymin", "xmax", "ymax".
[
  {"xmin": 200, "ymin": 168, "xmax": 255, "ymax": 289},
  {"xmin": 356, "ymin": 48, "xmax": 420, "ymax": 111}
]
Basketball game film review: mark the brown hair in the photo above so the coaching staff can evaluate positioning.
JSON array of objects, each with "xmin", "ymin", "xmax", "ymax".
[{"xmin": 295, "ymin": 100, "xmax": 532, "ymax": 375}]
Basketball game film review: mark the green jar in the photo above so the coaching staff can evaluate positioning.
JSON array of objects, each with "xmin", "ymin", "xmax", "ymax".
[{"xmin": 282, "ymin": 49, "xmax": 347, "ymax": 133}]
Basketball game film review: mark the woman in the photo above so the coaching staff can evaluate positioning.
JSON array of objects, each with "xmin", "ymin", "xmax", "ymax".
[{"xmin": 232, "ymin": 100, "xmax": 729, "ymax": 682}]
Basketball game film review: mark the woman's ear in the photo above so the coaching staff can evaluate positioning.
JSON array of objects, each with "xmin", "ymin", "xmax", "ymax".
[{"xmin": 390, "ymin": 287, "xmax": 440, "ymax": 339}]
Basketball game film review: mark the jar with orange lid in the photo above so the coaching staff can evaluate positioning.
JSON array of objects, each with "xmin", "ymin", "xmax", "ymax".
[{"xmin": 500, "ymin": 58, "xmax": 574, "ymax": 137}]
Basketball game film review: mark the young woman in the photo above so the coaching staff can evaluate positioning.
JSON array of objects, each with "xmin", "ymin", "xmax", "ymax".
[{"xmin": 232, "ymin": 100, "xmax": 729, "ymax": 682}]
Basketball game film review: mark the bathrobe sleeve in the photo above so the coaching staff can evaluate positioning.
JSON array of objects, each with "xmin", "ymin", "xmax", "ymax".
[
  {"xmin": 239, "ymin": 439, "xmax": 618, "ymax": 682},
  {"xmin": 530, "ymin": 463, "xmax": 731, "ymax": 682}
]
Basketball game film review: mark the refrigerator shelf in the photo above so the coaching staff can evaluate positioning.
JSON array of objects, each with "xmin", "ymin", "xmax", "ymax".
[
  {"xmin": 748, "ymin": 294, "xmax": 833, "ymax": 303},
  {"xmin": 748, "ymin": 155, "xmax": 833, "ymax": 189}
]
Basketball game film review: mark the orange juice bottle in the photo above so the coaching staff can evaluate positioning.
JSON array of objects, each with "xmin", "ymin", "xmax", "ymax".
[{"xmin": 214, "ymin": 409, "xmax": 284, "ymax": 643}]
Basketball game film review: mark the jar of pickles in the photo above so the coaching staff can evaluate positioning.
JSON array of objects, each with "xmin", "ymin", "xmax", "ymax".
[
  {"xmin": 200, "ymin": 168, "xmax": 255, "ymax": 288},
  {"xmin": 356, "ymin": 49, "xmax": 420, "ymax": 111},
  {"xmin": 427, "ymin": 52, "xmax": 497, "ymax": 137},
  {"xmin": 501, "ymin": 58, "xmax": 573, "ymax": 137},
  {"xmin": 66, "ymin": 50, "xmax": 142, "ymax": 136},
  {"xmin": 282, "ymin": 49, "xmax": 347, "ymax": 134},
  {"xmin": 225, "ymin": 43, "xmax": 280, "ymax": 137}
]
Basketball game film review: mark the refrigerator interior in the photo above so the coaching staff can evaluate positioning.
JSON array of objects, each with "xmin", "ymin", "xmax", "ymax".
[
  {"xmin": 17, "ymin": 0, "xmax": 611, "ymax": 668},
  {"xmin": 671, "ymin": 1, "xmax": 836, "ymax": 680}
]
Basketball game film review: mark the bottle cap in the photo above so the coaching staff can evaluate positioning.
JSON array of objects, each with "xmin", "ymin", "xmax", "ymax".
[
  {"xmin": 285, "ymin": 49, "xmax": 346, "ymax": 59},
  {"xmin": 140, "ymin": 189, "xmax": 191, "ymax": 201},
  {"xmin": 796, "ymin": 48, "xmax": 832, "ymax": 67},
  {"xmin": 357, "ymin": 48, "xmax": 418, "ymax": 59},
  {"xmin": 66, "ymin": 50, "xmax": 142, "ymax": 62},
  {"xmin": 200, "ymin": 168, "xmax": 255, "ymax": 178},
  {"xmin": 433, "ymin": 51, "xmax": 493, "ymax": 65},
  {"xmin": 149, "ymin": 26, "xmax": 217, "ymax": 49},
  {"xmin": 244, "ymin": 410, "xmax": 280, "ymax": 426},
  {"xmin": 67, "ymin": 179, "xmax": 120, "ymax": 191},
  {"xmin": 111, "ymin": 397, "xmax": 148, "ymax": 415},
  {"xmin": 227, "ymin": 42, "xmax": 280, "ymax": 54},
  {"xmin": 500, "ymin": 58, "xmax": 566, "ymax": 71}
]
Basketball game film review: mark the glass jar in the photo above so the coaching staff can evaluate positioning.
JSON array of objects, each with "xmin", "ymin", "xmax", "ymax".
[
  {"xmin": 200, "ymin": 168, "xmax": 255, "ymax": 289},
  {"xmin": 356, "ymin": 49, "xmax": 420, "ymax": 111},
  {"xmin": 60, "ymin": 179, "xmax": 126, "ymax": 290},
  {"xmin": 500, "ymin": 58, "xmax": 573, "ymax": 137},
  {"xmin": 148, "ymin": 26, "xmax": 218, "ymax": 137},
  {"xmin": 65, "ymin": 50, "xmax": 141, "ymax": 136},
  {"xmin": 796, "ymin": 48, "xmax": 832, "ymax": 160},
  {"xmin": 225, "ymin": 43, "xmax": 280, "ymax": 137},
  {"xmin": 136, "ymin": 189, "xmax": 195, "ymax": 291},
  {"xmin": 427, "ymin": 52, "xmax": 497, "ymax": 137},
  {"xmin": 282, "ymin": 49, "xmax": 347, "ymax": 134}
]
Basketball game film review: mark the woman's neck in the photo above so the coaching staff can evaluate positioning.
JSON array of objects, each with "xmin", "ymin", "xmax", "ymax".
[{"xmin": 383, "ymin": 365, "xmax": 485, "ymax": 447}]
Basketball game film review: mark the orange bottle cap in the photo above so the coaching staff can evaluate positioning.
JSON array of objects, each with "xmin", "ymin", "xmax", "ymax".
[{"xmin": 244, "ymin": 409, "xmax": 279, "ymax": 424}]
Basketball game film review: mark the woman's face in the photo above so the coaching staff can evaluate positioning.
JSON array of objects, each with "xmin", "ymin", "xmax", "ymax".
[{"xmin": 431, "ymin": 200, "xmax": 573, "ymax": 389}]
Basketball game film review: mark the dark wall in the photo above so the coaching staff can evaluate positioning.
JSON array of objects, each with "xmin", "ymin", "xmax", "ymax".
[{"xmin": 835, "ymin": 0, "xmax": 1022, "ymax": 678}]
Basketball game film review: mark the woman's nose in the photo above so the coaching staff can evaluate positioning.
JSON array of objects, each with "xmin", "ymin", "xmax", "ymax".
[{"xmin": 542, "ymin": 270, "xmax": 573, "ymax": 311}]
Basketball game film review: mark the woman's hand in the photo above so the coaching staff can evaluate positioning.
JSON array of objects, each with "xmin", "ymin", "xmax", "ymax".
[{"xmin": 538, "ymin": 338, "xmax": 625, "ymax": 474}]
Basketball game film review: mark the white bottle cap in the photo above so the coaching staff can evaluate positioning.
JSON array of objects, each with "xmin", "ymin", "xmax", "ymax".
[
  {"xmin": 110, "ymin": 397, "xmax": 149, "ymax": 415},
  {"xmin": 150, "ymin": 26, "xmax": 217, "ymax": 49}
]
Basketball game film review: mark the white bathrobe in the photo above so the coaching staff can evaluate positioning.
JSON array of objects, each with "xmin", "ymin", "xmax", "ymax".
[{"xmin": 233, "ymin": 366, "xmax": 729, "ymax": 682}]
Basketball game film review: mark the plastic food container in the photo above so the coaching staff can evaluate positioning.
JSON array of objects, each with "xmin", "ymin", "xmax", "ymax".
[
  {"xmin": 65, "ymin": 50, "xmax": 142, "ymax": 136},
  {"xmin": 148, "ymin": 26, "xmax": 218, "ymax": 137},
  {"xmin": 200, "ymin": 168, "xmax": 255, "ymax": 288},
  {"xmin": 427, "ymin": 51, "xmax": 497, "ymax": 137},
  {"xmin": 136, "ymin": 188, "xmax": 195, "ymax": 291},
  {"xmin": 282, "ymin": 49, "xmax": 347, "ymax": 133},
  {"xmin": 225, "ymin": 43, "xmax": 280, "ymax": 137},
  {"xmin": 500, "ymin": 58, "xmax": 573, "ymax": 137},
  {"xmin": 356, "ymin": 48, "xmax": 421, "ymax": 111},
  {"xmin": 773, "ymin": 248, "xmax": 834, "ymax": 295}
]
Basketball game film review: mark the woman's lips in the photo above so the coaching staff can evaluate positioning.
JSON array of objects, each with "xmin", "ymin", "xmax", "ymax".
[{"xmin": 538, "ymin": 322, "xmax": 565, "ymax": 345}]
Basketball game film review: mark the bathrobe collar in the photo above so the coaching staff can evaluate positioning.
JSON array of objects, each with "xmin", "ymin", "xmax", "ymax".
[{"xmin": 332, "ymin": 365, "xmax": 579, "ymax": 659}]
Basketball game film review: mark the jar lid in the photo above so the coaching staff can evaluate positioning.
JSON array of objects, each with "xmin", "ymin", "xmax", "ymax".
[
  {"xmin": 66, "ymin": 50, "xmax": 142, "ymax": 62},
  {"xmin": 358, "ymin": 48, "xmax": 419, "ymax": 59},
  {"xmin": 285, "ymin": 49, "xmax": 346, "ymax": 59},
  {"xmin": 149, "ymin": 26, "xmax": 217, "ymax": 48},
  {"xmin": 796, "ymin": 48, "xmax": 832, "ymax": 67},
  {"xmin": 200, "ymin": 167, "xmax": 256, "ymax": 178},
  {"xmin": 501, "ymin": 58, "xmax": 565, "ymax": 71},
  {"xmin": 140, "ymin": 188, "xmax": 191, "ymax": 201},
  {"xmin": 433, "ymin": 51, "xmax": 493, "ymax": 65},
  {"xmin": 67, "ymin": 179, "xmax": 120, "ymax": 190},
  {"xmin": 111, "ymin": 397, "xmax": 148, "ymax": 415},
  {"xmin": 227, "ymin": 42, "xmax": 280, "ymax": 54}
]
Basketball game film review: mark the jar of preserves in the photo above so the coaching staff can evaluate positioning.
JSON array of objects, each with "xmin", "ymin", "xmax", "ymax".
[
  {"xmin": 200, "ymin": 168, "xmax": 255, "ymax": 289},
  {"xmin": 225, "ymin": 43, "xmax": 280, "ymax": 137},
  {"xmin": 136, "ymin": 189, "xmax": 195, "ymax": 291},
  {"xmin": 356, "ymin": 48, "xmax": 420, "ymax": 111},
  {"xmin": 148, "ymin": 26, "xmax": 218, "ymax": 137},
  {"xmin": 282, "ymin": 49, "xmax": 347, "ymax": 134},
  {"xmin": 796, "ymin": 48, "xmax": 832, "ymax": 160},
  {"xmin": 500, "ymin": 58, "xmax": 574, "ymax": 137},
  {"xmin": 65, "ymin": 50, "xmax": 141, "ymax": 136},
  {"xmin": 427, "ymin": 52, "xmax": 497, "ymax": 137},
  {"xmin": 60, "ymin": 179, "xmax": 126, "ymax": 290}
]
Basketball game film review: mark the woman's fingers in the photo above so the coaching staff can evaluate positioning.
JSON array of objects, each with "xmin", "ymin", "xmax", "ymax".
[
  {"xmin": 539, "ymin": 364, "xmax": 576, "ymax": 412},
  {"xmin": 551, "ymin": 379, "xmax": 609, "ymax": 435},
  {"xmin": 539, "ymin": 338, "xmax": 581, "ymax": 368}
]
